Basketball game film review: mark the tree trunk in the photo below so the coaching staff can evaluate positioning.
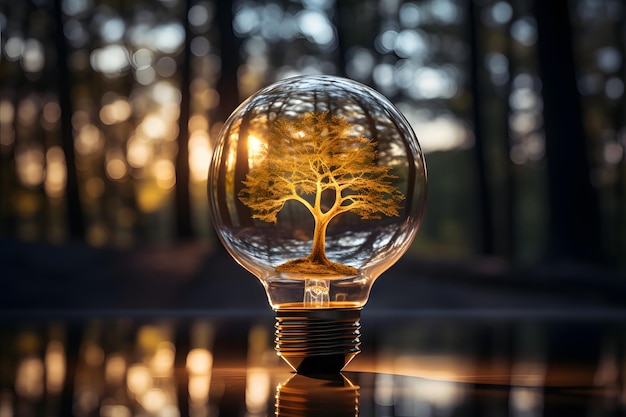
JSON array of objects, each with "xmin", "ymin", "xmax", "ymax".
[
  {"xmin": 175, "ymin": 0, "xmax": 192, "ymax": 239},
  {"xmin": 307, "ymin": 218, "xmax": 330, "ymax": 265},
  {"xmin": 215, "ymin": 0, "xmax": 240, "ymax": 121},
  {"xmin": 534, "ymin": 0, "xmax": 602, "ymax": 262},
  {"xmin": 54, "ymin": 0, "xmax": 84, "ymax": 240},
  {"xmin": 467, "ymin": 0, "xmax": 495, "ymax": 255}
]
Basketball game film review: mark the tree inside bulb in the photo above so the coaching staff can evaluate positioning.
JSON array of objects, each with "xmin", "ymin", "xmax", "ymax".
[{"xmin": 238, "ymin": 110, "xmax": 404, "ymax": 281}]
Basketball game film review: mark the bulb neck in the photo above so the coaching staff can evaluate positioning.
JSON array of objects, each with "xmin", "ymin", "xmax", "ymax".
[{"xmin": 274, "ymin": 307, "xmax": 362, "ymax": 375}]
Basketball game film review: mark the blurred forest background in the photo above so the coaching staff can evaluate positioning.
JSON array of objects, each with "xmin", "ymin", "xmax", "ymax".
[{"xmin": 0, "ymin": 0, "xmax": 624, "ymax": 272}]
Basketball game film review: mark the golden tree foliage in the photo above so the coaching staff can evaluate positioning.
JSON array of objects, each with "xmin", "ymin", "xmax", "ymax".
[{"xmin": 238, "ymin": 111, "xmax": 405, "ymax": 275}]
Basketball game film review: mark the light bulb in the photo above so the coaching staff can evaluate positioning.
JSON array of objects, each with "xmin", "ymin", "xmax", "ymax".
[{"xmin": 208, "ymin": 75, "xmax": 427, "ymax": 374}]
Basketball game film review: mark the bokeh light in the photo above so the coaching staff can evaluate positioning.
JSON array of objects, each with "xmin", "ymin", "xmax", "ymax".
[{"xmin": 0, "ymin": 0, "xmax": 623, "ymax": 264}]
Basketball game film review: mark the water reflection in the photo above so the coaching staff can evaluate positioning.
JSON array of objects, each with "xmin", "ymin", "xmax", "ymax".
[{"xmin": 1, "ymin": 316, "xmax": 625, "ymax": 416}]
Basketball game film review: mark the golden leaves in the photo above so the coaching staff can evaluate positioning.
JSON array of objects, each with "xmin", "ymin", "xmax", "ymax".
[{"xmin": 238, "ymin": 110, "xmax": 404, "ymax": 223}]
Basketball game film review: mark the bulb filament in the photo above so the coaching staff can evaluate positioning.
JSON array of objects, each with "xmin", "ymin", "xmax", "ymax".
[{"xmin": 304, "ymin": 278, "xmax": 330, "ymax": 308}]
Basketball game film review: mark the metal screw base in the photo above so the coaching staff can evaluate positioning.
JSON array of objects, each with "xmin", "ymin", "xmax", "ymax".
[{"xmin": 274, "ymin": 307, "xmax": 361, "ymax": 375}]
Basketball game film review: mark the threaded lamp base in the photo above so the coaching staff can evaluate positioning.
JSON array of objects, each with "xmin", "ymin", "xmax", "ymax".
[{"xmin": 275, "ymin": 307, "xmax": 361, "ymax": 375}]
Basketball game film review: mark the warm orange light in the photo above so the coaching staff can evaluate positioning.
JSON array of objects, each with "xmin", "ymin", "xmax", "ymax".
[
  {"xmin": 245, "ymin": 368, "xmax": 271, "ymax": 414},
  {"xmin": 189, "ymin": 114, "xmax": 209, "ymax": 131},
  {"xmin": 189, "ymin": 131, "xmax": 212, "ymax": 182},
  {"xmin": 0, "ymin": 100, "xmax": 14, "ymax": 125},
  {"xmin": 187, "ymin": 348, "xmax": 213, "ymax": 405},
  {"xmin": 140, "ymin": 388, "xmax": 168, "ymax": 412},
  {"xmin": 75, "ymin": 124, "xmax": 104, "ymax": 155},
  {"xmin": 42, "ymin": 101, "xmax": 61, "ymax": 126},
  {"xmin": 83, "ymin": 343, "xmax": 104, "ymax": 367},
  {"xmin": 188, "ymin": 375, "xmax": 210, "ymax": 403},
  {"xmin": 150, "ymin": 342, "xmax": 175, "ymax": 377},
  {"xmin": 105, "ymin": 354, "xmax": 127, "ymax": 385},
  {"xmin": 141, "ymin": 114, "xmax": 168, "ymax": 140},
  {"xmin": 15, "ymin": 144, "xmax": 45, "ymax": 187},
  {"xmin": 85, "ymin": 177, "xmax": 105, "ymax": 199},
  {"xmin": 100, "ymin": 98, "xmax": 132, "ymax": 125},
  {"xmin": 15, "ymin": 357, "xmax": 44, "ymax": 400},
  {"xmin": 106, "ymin": 158, "xmax": 127, "ymax": 181},
  {"xmin": 127, "ymin": 364, "xmax": 152, "ymax": 395},
  {"xmin": 45, "ymin": 340, "xmax": 66, "ymax": 394},
  {"xmin": 45, "ymin": 146, "xmax": 66, "ymax": 198},
  {"xmin": 136, "ymin": 182, "xmax": 167, "ymax": 213},
  {"xmin": 127, "ymin": 138, "xmax": 152, "ymax": 168},
  {"xmin": 17, "ymin": 98, "xmax": 38, "ymax": 126},
  {"xmin": 246, "ymin": 134, "xmax": 265, "ymax": 168},
  {"xmin": 186, "ymin": 349, "xmax": 213, "ymax": 375},
  {"xmin": 151, "ymin": 159, "xmax": 175, "ymax": 190}
]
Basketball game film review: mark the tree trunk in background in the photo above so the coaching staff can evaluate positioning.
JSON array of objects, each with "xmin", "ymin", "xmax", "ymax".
[
  {"xmin": 534, "ymin": 0, "xmax": 603, "ymax": 262},
  {"xmin": 53, "ymin": 0, "xmax": 85, "ymax": 240},
  {"xmin": 500, "ymin": 11, "xmax": 515, "ymax": 260},
  {"xmin": 175, "ymin": 0, "xmax": 193, "ymax": 239},
  {"xmin": 215, "ymin": 0, "xmax": 241, "ymax": 122},
  {"xmin": 333, "ymin": 0, "xmax": 349, "ymax": 78},
  {"xmin": 610, "ymin": 13, "xmax": 626, "ymax": 266},
  {"xmin": 467, "ymin": 0, "xmax": 495, "ymax": 256}
]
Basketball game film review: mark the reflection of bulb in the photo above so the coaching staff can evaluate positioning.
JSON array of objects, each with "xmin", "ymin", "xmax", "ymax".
[
  {"xmin": 209, "ymin": 75, "xmax": 427, "ymax": 374},
  {"xmin": 275, "ymin": 373, "xmax": 360, "ymax": 417}
]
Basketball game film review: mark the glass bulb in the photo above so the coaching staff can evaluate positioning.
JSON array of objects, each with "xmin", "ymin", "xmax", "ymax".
[{"xmin": 208, "ymin": 75, "xmax": 427, "ymax": 373}]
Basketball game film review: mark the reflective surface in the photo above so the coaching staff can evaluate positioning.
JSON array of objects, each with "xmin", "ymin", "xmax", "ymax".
[{"xmin": 1, "ymin": 312, "xmax": 625, "ymax": 416}]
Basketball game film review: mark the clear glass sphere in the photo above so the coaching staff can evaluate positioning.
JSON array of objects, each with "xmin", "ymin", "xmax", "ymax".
[{"xmin": 209, "ymin": 75, "xmax": 427, "ymax": 310}]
